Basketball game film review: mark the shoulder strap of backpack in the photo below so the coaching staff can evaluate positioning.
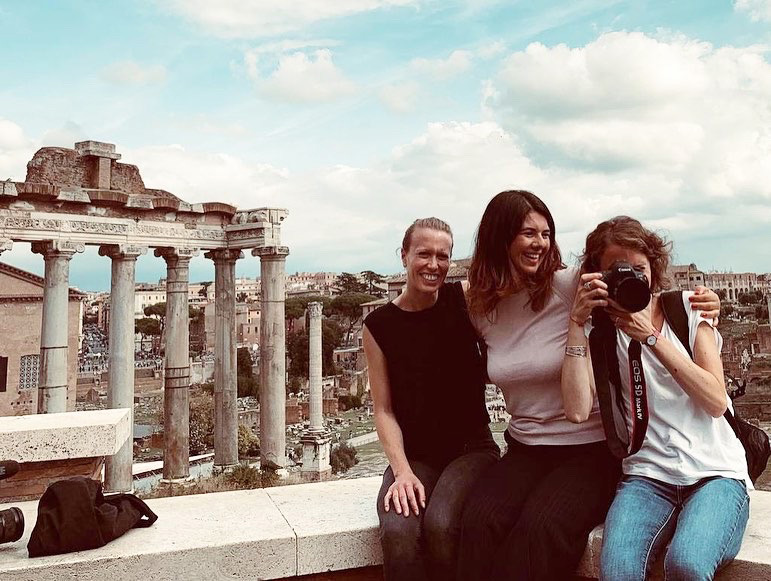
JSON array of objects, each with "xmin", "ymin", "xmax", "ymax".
[
  {"xmin": 660, "ymin": 291, "xmax": 743, "ymax": 439},
  {"xmin": 660, "ymin": 290, "xmax": 692, "ymax": 359}
]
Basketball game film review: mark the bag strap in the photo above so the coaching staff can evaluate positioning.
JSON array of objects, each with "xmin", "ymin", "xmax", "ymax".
[
  {"xmin": 106, "ymin": 493, "xmax": 159, "ymax": 528},
  {"xmin": 451, "ymin": 282, "xmax": 489, "ymax": 382},
  {"xmin": 659, "ymin": 290, "xmax": 742, "ymax": 438}
]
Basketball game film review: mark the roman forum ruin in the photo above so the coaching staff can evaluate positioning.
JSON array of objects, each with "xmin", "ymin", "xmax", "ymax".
[{"xmin": 0, "ymin": 140, "xmax": 289, "ymax": 491}]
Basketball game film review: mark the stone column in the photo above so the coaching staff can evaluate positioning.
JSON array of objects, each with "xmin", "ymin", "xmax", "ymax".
[
  {"xmin": 308, "ymin": 302, "xmax": 323, "ymax": 432},
  {"xmin": 31, "ymin": 240, "xmax": 85, "ymax": 413},
  {"xmin": 100, "ymin": 244, "xmax": 146, "ymax": 493},
  {"xmin": 205, "ymin": 249, "xmax": 243, "ymax": 471},
  {"xmin": 301, "ymin": 301, "xmax": 331, "ymax": 480},
  {"xmin": 155, "ymin": 247, "xmax": 198, "ymax": 482},
  {"xmin": 252, "ymin": 246, "xmax": 289, "ymax": 472}
]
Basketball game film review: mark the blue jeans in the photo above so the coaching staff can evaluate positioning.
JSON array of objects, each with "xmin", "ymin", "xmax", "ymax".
[{"xmin": 600, "ymin": 475, "xmax": 750, "ymax": 581}]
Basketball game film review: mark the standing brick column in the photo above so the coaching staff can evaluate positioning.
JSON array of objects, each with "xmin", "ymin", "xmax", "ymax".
[
  {"xmin": 252, "ymin": 246, "xmax": 289, "ymax": 472},
  {"xmin": 31, "ymin": 240, "xmax": 84, "ymax": 413},
  {"xmin": 155, "ymin": 247, "xmax": 198, "ymax": 482},
  {"xmin": 205, "ymin": 249, "xmax": 242, "ymax": 470},
  {"xmin": 100, "ymin": 244, "xmax": 146, "ymax": 493}
]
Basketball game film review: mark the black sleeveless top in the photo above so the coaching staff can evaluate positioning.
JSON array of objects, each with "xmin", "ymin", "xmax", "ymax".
[{"xmin": 364, "ymin": 282, "xmax": 490, "ymax": 467}]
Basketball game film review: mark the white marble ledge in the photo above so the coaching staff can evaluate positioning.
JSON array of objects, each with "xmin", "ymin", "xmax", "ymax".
[
  {"xmin": 0, "ymin": 477, "xmax": 768, "ymax": 581},
  {"xmin": 0, "ymin": 409, "xmax": 131, "ymax": 463}
]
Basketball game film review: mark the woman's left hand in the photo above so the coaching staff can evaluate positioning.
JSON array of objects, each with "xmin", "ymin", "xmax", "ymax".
[
  {"xmin": 605, "ymin": 299, "xmax": 656, "ymax": 343},
  {"xmin": 690, "ymin": 286, "xmax": 720, "ymax": 320}
]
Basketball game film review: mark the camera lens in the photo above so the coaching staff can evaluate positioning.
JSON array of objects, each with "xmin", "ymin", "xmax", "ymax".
[
  {"xmin": 0, "ymin": 507, "xmax": 24, "ymax": 544},
  {"xmin": 615, "ymin": 277, "xmax": 651, "ymax": 312}
]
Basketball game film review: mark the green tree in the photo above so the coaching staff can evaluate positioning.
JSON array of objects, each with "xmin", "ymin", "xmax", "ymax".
[
  {"xmin": 286, "ymin": 320, "xmax": 344, "ymax": 381},
  {"xmin": 335, "ymin": 272, "xmax": 367, "ymax": 294},
  {"xmin": 330, "ymin": 292, "xmax": 376, "ymax": 344},
  {"xmin": 721, "ymin": 304, "xmax": 735, "ymax": 318},
  {"xmin": 238, "ymin": 424, "xmax": 260, "ymax": 458},
  {"xmin": 715, "ymin": 289, "xmax": 727, "ymax": 301},
  {"xmin": 755, "ymin": 305, "xmax": 769, "ymax": 322},
  {"xmin": 237, "ymin": 347, "xmax": 259, "ymax": 398},
  {"xmin": 189, "ymin": 393, "xmax": 214, "ymax": 454},
  {"xmin": 738, "ymin": 292, "xmax": 761, "ymax": 306},
  {"xmin": 144, "ymin": 302, "xmax": 167, "ymax": 334},
  {"xmin": 360, "ymin": 270, "xmax": 386, "ymax": 296},
  {"xmin": 330, "ymin": 442, "xmax": 359, "ymax": 474},
  {"xmin": 135, "ymin": 317, "xmax": 161, "ymax": 351},
  {"xmin": 236, "ymin": 292, "xmax": 249, "ymax": 303},
  {"xmin": 338, "ymin": 394, "xmax": 362, "ymax": 411},
  {"xmin": 198, "ymin": 281, "xmax": 212, "ymax": 298}
]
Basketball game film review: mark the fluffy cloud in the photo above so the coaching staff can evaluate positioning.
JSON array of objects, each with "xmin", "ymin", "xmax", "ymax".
[
  {"xmin": 378, "ymin": 82, "xmax": 421, "ymax": 113},
  {"xmin": 0, "ymin": 119, "xmax": 35, "ymax": 180},
  {"xmin": 165, "ymin": 0, "xmax": 422, "ymax": 38},
  {"xmin": 735, "ymin": 0, "xmax": 771, "ymax": 21},
  {"xmin": 487, "ymin": 31, "xmax": 771, "ymax": 210},
  {"xmin": 410, "ymin": 50, "xmax": 473, "ymax": 81},
  {"xmin": 99, "ymin": 61, "xmax": 167, "ymax": 85}
]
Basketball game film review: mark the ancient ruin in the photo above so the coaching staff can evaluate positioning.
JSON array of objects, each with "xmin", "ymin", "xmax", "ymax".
[{"xmin": 0, "ymin": 140, "xmax": 289, "ymax": 491}]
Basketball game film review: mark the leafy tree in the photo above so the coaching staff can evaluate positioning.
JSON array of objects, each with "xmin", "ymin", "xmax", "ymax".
[
  {"xmin": 738, "ymin": 292, "xmax": 761, "ymax": 305},
  {"xmin": 144, "ymin": 302, "xmax": 167, "ymax": 334},
  {"xmin": 285, "ymin": 295, "xmax": 333, "ymax": 333},
  {"xmin": 286, "ymin": 320, "xmax": 344, "ymax": 381},
  {"xmin": 361, "ymin": 270, "xmax": 386, "ymax": 296},
  {"xmin": 755, "ymin": 305, "xmax": 769, "ymax": 322},
  {"xmin": 338, "ymin": 394, "xmax": 362, "ymax": 411},
  {"xmin": 238, "ymin": 424, "xmax": 260, "ymax": 458},
  {"xmin": 715, "ymin": 289, "xmax": 727, "ymax": 301},
  {"xmin": 330, "ymin": 292, "xmax": 376, "ymax": 344},
  {"xmin": 198, "ymin": 281, "xmax": 213, "ymax": 298},
  {"xmin": 330, "ymin": 442, "xmax": 359, "ymax": 474},
  {"xmin": 189, "ymin": 393, "xmax": 214, "ymax": 454},
  {"xmin": 135, "ymin": 317, "xmax": 161, "ymax": 351},
  {"xmin": 237, "ymin": 347, "xmax": 259, "ymax": 398},
  {"xmin": 335, "ymin": 272, "xmax": 367, "ymax": 294},
  {"xmin": 236, "ymin": 292, "xmax": 249, "ymax": 303},
  {"xmin": 721, "ymin": 304, "xmax": 735, "ymax": 318}
]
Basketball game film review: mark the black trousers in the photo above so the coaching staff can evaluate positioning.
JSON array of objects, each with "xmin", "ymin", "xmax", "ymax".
[
  {"xmin": 457, "ymin": 433, "xmax": 620, "ymax": 581},
  {"xmin": 377, "ymin": 427, "xmax": 499, "ymax": 581}
]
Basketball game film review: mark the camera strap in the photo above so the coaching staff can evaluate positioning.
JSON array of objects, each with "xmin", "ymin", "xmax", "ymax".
[{"xmin": 627, "ymin": 340, "xmax": 649, "ymax": 456}]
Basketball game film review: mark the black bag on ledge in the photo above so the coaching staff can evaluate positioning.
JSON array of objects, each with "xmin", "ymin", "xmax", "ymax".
[{"xmin": 27, "ymin": 476, "xmax": 158, "ymax": 557}]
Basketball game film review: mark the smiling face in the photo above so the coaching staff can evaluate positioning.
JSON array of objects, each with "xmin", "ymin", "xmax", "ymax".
[
  {"xmin": 599, "ymin": 243, "xmax": 652, "ymax": 289},
  {"xmin": 509, "ymin": 211, "xmax": 551, "ymax": 277},
  {"xmin": 402, "ymin": 227, "xmax": 452, "ymax": 295}
]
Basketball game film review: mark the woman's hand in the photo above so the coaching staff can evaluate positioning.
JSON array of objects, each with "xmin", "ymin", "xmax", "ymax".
[
  {"xmin": 384, "ymin": 470, "xmax": 426, "ymax": 517},
  {"xmin": 571, "ymin": 272, "xmax": 609, "ymax": 326},
  {"xmin": 605, "ymin": 299, "xmax": 655, "ymax": 343},
  {"xmin": 690, "ymin": 286, "xmax": 720, "ymax": 320}
]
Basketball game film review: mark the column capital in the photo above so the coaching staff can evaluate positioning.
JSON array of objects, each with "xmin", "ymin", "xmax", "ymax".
[
  {"xmin": 0, "ymin": 239, "xmax": 13, "ymax": 254},
  {"xmin": 308, "ymin": 301, "xmax": 323, "ymax": 319},
  {"xmin": 98, "ymin": 244, "xmax": 148, "ymax": 260},
  {"xmin": 251, "ymin": 245, "xmax": 289, "ymax": 259},
  {"xmin": 154, "ymin": 246, "xmax": 200, "ymax": 262},
  {"xmin": 204, "ymin": 248, "xmax": 244, "ymax": 263},
  {"xmin": 31, "ymin": 239, "xmax": 85, "ymax": 257}
]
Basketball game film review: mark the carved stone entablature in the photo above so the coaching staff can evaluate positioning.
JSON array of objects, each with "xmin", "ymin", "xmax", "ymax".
[
  {"xmin": 251, "ymin": 246, "xmax": 290, "ymax": 258},
  {"xmin": 31, "ymin": 239, "xmax": 86, "ymax": 256},
  {"xmin": 0, "ymin": 238, "xmax": 12, "ymax": 254},
  {"xmin": 154, "ymin": 247, "xmax": 200, "ymax": 260},
  {"xmin": 231, "ymin": 208, "xmax": 288, "ymax": 226},
  {"xmin": 98, "ymin": 244, "xmax": 148, "ymax": 259}
]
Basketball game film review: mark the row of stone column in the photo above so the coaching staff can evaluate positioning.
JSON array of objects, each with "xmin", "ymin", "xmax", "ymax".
[{"xmin": 0, "ymin": 238, "xmax": 288, "ymax": 492}]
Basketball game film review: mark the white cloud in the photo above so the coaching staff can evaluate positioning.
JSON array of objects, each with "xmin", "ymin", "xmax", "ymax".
[
  {"xmin": 165, "ymin": 0, "xmax": 422, "ymax": 38},
  {"xmin": 99, "ymin": 61, "xmax": 167, "ymax": 85},
  {"xmin": 477, "ymin": 40, "xmax": 507, "ymax": 60},
  {"xmin": 735, "ymin": 0, "xmax": 771, "ymax": 22},
  {"xmin": 0, "ymin": 119, "xmax": 35, "ymax": 180},
  {"xmin": 410, "ymin": 50, "xmax": 473, "ymax": 81},
  {"xmin": 379, "ymin": 82, "xmax": 421, "ymax": 113}
]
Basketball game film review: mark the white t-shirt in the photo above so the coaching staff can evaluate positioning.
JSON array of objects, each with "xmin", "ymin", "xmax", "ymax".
[{"xmin": 608, "ymin": 291, "xmax": 751, "ymax": 489}]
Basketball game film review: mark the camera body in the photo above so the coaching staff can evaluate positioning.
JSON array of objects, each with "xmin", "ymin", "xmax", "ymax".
[
  {"xmin": 0, "ymin": 460, "xmax": 24, "ymax": 544},
  {"xmin": 600, "ymin": 260, "xmax": 651, "ymax": 312}
]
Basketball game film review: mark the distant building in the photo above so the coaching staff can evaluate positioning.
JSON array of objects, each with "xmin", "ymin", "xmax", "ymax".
[
  {"xmin": 669, "ymin": 264, "xmax": 763, "ymax": 302},
  {"xmin": 0, "ymin": 262, "xmax": 84, "ymax": 416},
  {"xmin": 668, "ymin": 263, "xmax": 705, "ymax": 291},
  {"xmin": 287, "ymin": 272, "xmax": 338, "ymax": 294}
]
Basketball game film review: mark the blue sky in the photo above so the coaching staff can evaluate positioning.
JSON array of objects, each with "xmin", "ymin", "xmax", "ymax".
[{"xmin": 1, "ymin": 0, "xmax": 769, "ymax": 290}]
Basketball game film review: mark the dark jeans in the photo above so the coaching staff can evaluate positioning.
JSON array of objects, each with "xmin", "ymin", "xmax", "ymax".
[
  {"xmin": 377, "ymin": 426, "xmax": 499, "ymax": 581},
  {"xmin": 458, "ymin": 433, "xmax": 621, "ymax": 581}
]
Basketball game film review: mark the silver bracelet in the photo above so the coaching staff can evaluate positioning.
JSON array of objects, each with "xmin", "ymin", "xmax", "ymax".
[{"xmin": 565, "ymin": 345, "xmax": 587, "ymax": 358}]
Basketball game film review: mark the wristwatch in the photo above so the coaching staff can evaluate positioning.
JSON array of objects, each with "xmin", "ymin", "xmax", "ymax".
[{"xmin": 645, "ymin": 328, "xmax": 661, "ymax": 347}]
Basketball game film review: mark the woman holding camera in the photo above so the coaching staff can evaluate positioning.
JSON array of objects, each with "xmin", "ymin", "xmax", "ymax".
[
  {"xmin": 562, "ymin": 216, "xmax": 750, "ymax": 580},
  {"xmin": 363, "ymin": 217, "xmax": 499, "ymax": 581},
  {"xmin": 456, "ymin": 192, "xmax": 720, "ymax": 580}
]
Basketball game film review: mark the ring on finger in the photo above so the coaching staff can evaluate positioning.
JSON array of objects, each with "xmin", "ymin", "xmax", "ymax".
[{"xmin": 583, "ymin": 281, "xmax": 592, "ymax": 290}]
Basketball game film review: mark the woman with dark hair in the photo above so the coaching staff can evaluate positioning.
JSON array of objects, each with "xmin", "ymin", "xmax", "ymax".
[
  {"xmin": 563, "ymin": 216, "xmax": 749, "ymax": 580},
  {"xmin": 457, "ymin": 192, "xmax": 720, "ymax": 580},
  {"xmin": 363, "ymin": 217, "xmax": 499, "ymax": 581}
]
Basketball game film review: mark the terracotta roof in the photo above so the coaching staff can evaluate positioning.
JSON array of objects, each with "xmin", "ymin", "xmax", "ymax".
[{"xmin": 0, "ymin": 261, "xmax": 86, "ymax": 299}]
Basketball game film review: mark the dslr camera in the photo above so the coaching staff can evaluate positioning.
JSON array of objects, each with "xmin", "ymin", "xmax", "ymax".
[
  {"xmin": 0, "ymin": 460, "xmax": 24, "ymax": 544},
  {"xmin": 600, "ymin": 261, "xmax": 651, "ymax": 312}
]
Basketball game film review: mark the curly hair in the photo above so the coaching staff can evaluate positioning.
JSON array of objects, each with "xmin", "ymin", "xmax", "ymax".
[
  {"xmin": 580, "ymin": 216, "xmax": 673, "ymax": 293},
  {"xmin": 467, "ymin": 190, "xmax": 564, "ymax": 316}
]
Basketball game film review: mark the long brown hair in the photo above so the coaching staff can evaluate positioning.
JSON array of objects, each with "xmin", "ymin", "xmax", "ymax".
[
  {"xmin": 580, "ymin": 216, "xmax": 672, "ymax": 293},
  {"xmin": 467, "ymin": 190, "xmax": 564, "ymax": 316}
]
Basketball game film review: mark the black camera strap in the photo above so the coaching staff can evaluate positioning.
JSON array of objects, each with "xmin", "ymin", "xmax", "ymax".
[{"xmin": 589, "ymin": 311, "xmax": 649, "ymax": 459}]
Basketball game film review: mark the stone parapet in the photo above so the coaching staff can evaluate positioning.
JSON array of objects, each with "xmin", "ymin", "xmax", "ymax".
[
  {"xmin": 0, "ymin": 477, "xmax": 768, "ymax": 580},
  {"xmin": 0, "ymin": 409, "xmax": 130, "ymax": 463}
]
